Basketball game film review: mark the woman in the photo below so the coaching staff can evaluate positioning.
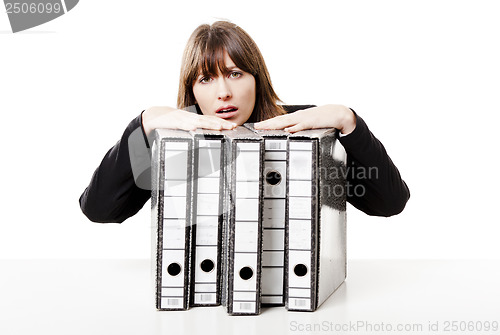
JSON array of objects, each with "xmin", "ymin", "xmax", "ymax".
[{"xmin": 79, "ymin": 21, "xmax": 409, "ymax": 223}]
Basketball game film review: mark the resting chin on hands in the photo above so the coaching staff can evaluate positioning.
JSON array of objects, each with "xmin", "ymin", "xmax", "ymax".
[
  {"xmin": 142, "ymin": 106, "xmax": 237, "ymax": 137},
  {"xmin": 254, "ymin": 104, "xmax": 356, "ymax": 135}
]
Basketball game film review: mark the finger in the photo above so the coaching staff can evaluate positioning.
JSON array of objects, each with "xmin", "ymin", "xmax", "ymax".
[
  {"xmin": 177, "ymin": 121, "xmax": 198, "ymax": 131},
  {"xmin": 254, "ymin": 114, "xmax": 297, "ymax": 130},
  {"xmin": 253, "ymin": 115, "xmax": 287, "ymax": 129},
  {"xmin": 284, "ymin": 123, "xmax": 308, "ymax": 133},
  {"xmin": 195, "ymin": 116, "xmax": 236, "ymax": 130},
  {"xmin": 196, "ymin": 119, "xmax": 223, "ymax": 130},
  {"xmin": 221, "ymin": 122, "xmax": 238, "ymax": 129},
  {"xmin": 175, "ymin": 115, "xmax": 217, "ymax": 131},
  {"xmin": 205, "ymin": 116, "xmax": 237, "ymax": 129}
]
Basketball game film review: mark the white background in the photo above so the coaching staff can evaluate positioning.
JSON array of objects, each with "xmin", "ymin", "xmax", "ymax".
[{"xmin": 1, "ymin": 0, "xmax": 499, "ymax": 260}]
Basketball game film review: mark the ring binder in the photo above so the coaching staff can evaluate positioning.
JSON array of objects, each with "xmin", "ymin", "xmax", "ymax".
[
  {"xmin": 189, "ymin": 129, "xmax": 225, "ymax": 306},
  {"xmin": 245, "ymin": 124, "xmax": 289, "ymax": 306},
  {"xmin": 221, "ymin": 127, "xmax": 264, "ymax": 315},
  {"xmin": 285, "ymin": 128, "xmax": 347, "ymax": 312},
  {"xmin": 152, "ymin": 129, "xmax": 194, "ymax": 310}
]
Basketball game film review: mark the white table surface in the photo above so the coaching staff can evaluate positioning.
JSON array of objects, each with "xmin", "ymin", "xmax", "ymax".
[{"xmin": 1, "ymin": 259, "xmax": 499, "ymax": 335}]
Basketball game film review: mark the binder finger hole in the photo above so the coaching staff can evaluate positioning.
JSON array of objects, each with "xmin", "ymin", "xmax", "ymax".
[
  {"xmin": 294, "ymin": 264, "xmax": 308, "ymax": 277},
  {"xmin": 200, "ymin": 259, "xmax": 215, "ymax": 273},
  {"xmin": 239, "ymin": 266, "xmax": 254, "ymax": 280},
  {"xmin": 167, "ymin": 262, "xmax": 182, "ymax": 276},
  {"xmin": 265, "ymin": 170, "xmax": 282, "ymax": 185}
]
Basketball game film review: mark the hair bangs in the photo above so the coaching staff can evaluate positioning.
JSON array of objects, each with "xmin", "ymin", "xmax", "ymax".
[
  {"xmin": 196, "ymin": 31, "xmax": 253, "ymax": 79},
  {"xmin": 197, "ymin": 45, "xmax": 228, "ymax": 78}
]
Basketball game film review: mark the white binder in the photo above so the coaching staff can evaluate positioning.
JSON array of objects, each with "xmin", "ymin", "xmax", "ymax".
[
  {"xmin": 189, "ymin": 129, "xmax": 225, "ymax": 306},
  {"xmin": 286, "ymin": 128, "xmax": 347, "ymax": 311},
  {"xmin": 221, "ymin": 126, "xmax": 264, "ymax": 315},
  {"xmin": 151, "ymin": 129, "xmax": 194, "ymax": 310},
  {"xmin": 245, "ymin": 124, "xmax": 288, "ymax": 306}
]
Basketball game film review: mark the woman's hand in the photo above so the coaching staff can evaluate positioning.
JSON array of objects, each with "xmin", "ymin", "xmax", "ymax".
[
  {"xmin": 254, "ymin": 104, "xmax": 356, "ymax": 134},
  {"xmin": 142, "ymin": 106, "xmax": 237, "ymax": 136}
]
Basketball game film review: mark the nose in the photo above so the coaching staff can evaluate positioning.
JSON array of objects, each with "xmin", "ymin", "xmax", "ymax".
[{"xmin": 217, "ymin": 78, "xmax": 232, "ymax": 101}]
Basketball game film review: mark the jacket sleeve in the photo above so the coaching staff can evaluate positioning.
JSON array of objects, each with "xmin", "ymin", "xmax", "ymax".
[
  {"xmin": 338, "ymin": 112, "xmax": 410, "ymax": 217},
  {"xmin": 79, "ymin": 114, "xmax": 152, "ymax": 223}
]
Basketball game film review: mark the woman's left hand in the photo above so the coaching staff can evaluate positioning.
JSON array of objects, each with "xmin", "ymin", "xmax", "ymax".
[{"xmin": 254, "ymin": 104, "xmax": 356, "ymax": 135}]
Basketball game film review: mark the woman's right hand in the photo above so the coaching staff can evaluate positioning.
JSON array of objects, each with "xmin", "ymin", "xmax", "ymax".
[{"xmin": 142, "ymin": 106, "xmax": 237, "ymax": 136}]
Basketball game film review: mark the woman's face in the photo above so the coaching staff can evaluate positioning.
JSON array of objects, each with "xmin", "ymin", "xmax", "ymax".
[{"xmin": 193, "ymin": 52, "xmax": 256, "ymax": 125}]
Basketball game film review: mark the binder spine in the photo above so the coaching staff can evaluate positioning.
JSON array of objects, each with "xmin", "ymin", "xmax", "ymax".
[
  {"xmin": 226, "ymin": 135, "xmax": 264, "ymax": 315},
  {"xmin": 286, "ymin": 139, "xmax": 318, "ymax": 311},
  {"xmin": 151, "ymin": 137, "xmax": 161, "ymax": 308},
  {"xmin": 190, "ymin": 136, "xmax": 224, "ymax": 306},
  {"xmin": 220, "ymin": 138, "xmax": 231, "ymax": 310},
  {"xmin": 156, "ymin": 135, "xmax": 193, "ymax": 310},
  {"xmin": 261, "ymin": 138, "xmax": 287, "ymax": 306}
]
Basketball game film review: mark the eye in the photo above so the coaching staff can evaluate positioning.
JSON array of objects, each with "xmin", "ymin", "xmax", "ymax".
[
  {"xmin": 199, "ymin": 76, "xmax": 213, "ymax": 84},
  {"xmin": 229, "ymin": 71, "xmax": 242, "ymax": 79}
]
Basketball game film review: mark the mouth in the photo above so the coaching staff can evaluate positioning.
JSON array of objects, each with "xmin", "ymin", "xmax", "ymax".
[{"xmin": 215, "ymin": 106, "xmax": 238, "ymax": 119}]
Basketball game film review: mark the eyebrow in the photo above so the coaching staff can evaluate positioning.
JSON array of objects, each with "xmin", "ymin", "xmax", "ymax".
[
  {"xmin": 197, "ymin": 65, "xmax": 241, "ymax": 78},
  {"xmin": 223, "ymin": 65, "xmax": 243, "ymax": 74}
]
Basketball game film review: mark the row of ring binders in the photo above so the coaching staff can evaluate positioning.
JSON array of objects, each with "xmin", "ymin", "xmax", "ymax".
[{"xmin": 151, "ymin": 124, "xmax": 347, "ymax": 315}]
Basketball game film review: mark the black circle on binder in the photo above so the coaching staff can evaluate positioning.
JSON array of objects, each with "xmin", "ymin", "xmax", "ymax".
[
  {"xmin": 167, "ymin": 263, "xmax": 182, "ymax": 276},
  {"xmin": 239, "ymin": 266, "xmax": 254, "ymax": 280},
  {"xmin": 294, "ymin": 264, "xmax": 308, "ymax": 277},
  {"xmin": 266, "ymin": 170, "xmax": 282, "ymax": 185},
  {"xmin": 200, "ymin": 259, "xmax": 215, "ymax": 273}
]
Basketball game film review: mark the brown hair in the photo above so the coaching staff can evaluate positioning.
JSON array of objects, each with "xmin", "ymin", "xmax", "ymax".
[{"xmin": 177, "ymin": 21, "xmax": 286, "ymax": 122}]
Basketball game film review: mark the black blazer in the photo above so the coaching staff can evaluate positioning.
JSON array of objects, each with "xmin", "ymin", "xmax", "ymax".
[{"xmin": 79, "ymin": 106, "xmax": 409, "ymax": 223}]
